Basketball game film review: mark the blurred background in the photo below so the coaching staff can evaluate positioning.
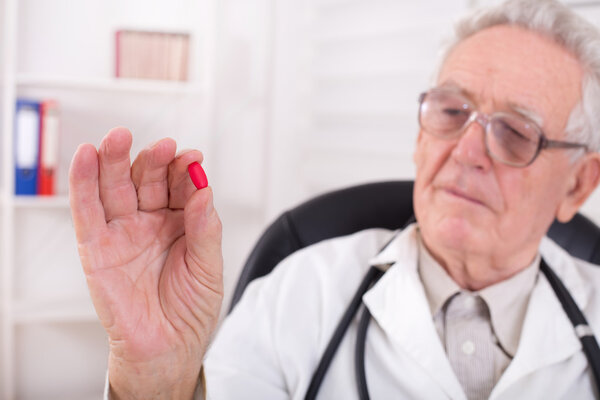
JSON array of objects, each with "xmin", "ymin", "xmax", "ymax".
[{"xmin": 0, "ymin": 0, "xmax": 599, "ymax": 398}]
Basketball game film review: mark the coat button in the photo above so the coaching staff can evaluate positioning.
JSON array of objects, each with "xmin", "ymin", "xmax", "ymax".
[{"xmin": 462, "ymin": 340, "xmax": 475, "ymax": 355}]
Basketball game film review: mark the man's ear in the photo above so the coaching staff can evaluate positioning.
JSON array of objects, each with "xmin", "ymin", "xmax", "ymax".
[{"xmin": 556, "ymin": 152, "xmax": 600, "ymax": 222}]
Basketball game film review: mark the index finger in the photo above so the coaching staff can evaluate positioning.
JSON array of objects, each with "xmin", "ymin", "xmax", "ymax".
[{"xmin": 69, "ymin": 143, "xmax": 107, "ymax": 244}]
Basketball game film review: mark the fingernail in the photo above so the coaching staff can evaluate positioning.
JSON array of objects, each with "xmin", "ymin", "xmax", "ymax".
[
  {"xmin": 176, "ymin": 149, "xmax": 194, "ymax": 157},
  {"xmin": 148, "ymin": 138, "xmax": 162, "ymax": 149}
]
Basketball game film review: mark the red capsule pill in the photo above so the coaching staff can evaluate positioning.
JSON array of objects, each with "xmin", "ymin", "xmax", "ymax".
[{"xmin": 188, "ymin": 162, "xmax": 208, "ymax": 189}]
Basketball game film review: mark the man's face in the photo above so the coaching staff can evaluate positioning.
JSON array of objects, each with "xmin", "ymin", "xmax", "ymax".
[{"xmin": 413, "ymin": 25, "xmax": 584, "ymax": 266}]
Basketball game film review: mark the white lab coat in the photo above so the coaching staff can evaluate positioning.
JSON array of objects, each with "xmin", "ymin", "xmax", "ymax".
[{"xmin": 205, "ymin": 224, "xmax": 600, "ymax": 399}]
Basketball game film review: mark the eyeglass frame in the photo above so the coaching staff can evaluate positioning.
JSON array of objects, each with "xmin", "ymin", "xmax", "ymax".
[{"xmin": 417, "ymin": 88, "xmax": 589, "ymax": 167}]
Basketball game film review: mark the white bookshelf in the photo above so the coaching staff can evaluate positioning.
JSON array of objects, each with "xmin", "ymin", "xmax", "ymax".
[
  {"xmin": 0, "ymin": 0, "xmax": 220, "ymax": 398},
  {"xmin": 16, "ymin": 74, "xmax": 206, "ymax": 95},
  {"xmin": 11, "ymin": 195, "xmax": 70, "ymax": 209}
]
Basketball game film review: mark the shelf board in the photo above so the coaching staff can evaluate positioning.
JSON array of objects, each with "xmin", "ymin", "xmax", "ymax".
[
  {"xmin": 12, "ymin": 296, "xmax": 98, "ymax": 324},
  {"xmin": 12, "ymin": 195, "xmax": 70, "ymax": 208},
  {"xmin": 16, "ymin": 74, "xmax": 205, "ymax": 95}
]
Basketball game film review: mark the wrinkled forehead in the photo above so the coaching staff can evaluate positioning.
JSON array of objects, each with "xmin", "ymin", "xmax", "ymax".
[{"xmin": 437, "ymin": 25, "xmax": 584, "ymax": 137}]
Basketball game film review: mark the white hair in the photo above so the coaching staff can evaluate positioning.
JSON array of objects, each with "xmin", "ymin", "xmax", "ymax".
[{"xmin": 435, "ymin": 0, "xmax": 600, "ymax": 153}]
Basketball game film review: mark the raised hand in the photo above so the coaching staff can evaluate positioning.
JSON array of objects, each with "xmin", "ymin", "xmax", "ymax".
[{"xmin": 69, "ymin": 127, "xmax": 223, "ymax": 399}]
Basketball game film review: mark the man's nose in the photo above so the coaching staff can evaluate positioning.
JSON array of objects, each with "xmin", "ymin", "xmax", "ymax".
[{"xmin": 451, "ymin": 113, "xmax": 493, "ymax": 170}]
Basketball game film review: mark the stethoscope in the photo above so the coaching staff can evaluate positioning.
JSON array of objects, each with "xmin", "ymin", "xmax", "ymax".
[{"xmin": 304, "ymin": 232, "xmax": 600, "ymax": 400}]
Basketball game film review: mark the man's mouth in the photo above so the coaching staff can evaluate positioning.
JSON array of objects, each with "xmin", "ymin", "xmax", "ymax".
[{"xmin": 441, "ymin": 187, "xmax": 486, "ymax": 207}]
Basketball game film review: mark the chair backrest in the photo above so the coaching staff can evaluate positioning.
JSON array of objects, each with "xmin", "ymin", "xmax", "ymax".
[{"xmin": 229, "ymin": 180, "xmax": 600, "ymax": 312}]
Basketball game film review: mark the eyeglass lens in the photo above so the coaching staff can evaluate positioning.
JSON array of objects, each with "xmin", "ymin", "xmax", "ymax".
[{"xmin": 419, "ymin": 90, "xmax": 541, "ymax": 166}]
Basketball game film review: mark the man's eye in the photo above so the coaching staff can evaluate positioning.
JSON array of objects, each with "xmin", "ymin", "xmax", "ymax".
[
  {"xmin": 497, "ymin": 122, "xmax": 533, "ymax": 143},
  {"xmin": 442, "ymin": 108, "xmax": 465, "ymax": 116}
]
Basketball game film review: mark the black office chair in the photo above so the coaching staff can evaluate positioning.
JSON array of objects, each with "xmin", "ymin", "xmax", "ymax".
[{"xmin": 229, "ymin": 180, "xmax": 600, "ymax": 312}]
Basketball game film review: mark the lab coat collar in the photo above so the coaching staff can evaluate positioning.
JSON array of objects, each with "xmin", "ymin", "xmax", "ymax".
[
  {"xmin": 490, "ymin": 236, "xmax": 591, "ymax": 398},
  {"xmin": 364, "ymin": 224, "xmax": 468, "ymax": 400},
  {"xmin": 367, "ymin": 228, "xmax": 407, "ymax": 267},
  {"xmin": 363, "ymin": 225, "xmax": 592, "ymax": 400}
]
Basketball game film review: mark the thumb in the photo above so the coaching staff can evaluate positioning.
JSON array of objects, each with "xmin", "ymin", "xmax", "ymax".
[{"xmin": 184, "ymin": 186, "xmax": 224, "ymax": 294}]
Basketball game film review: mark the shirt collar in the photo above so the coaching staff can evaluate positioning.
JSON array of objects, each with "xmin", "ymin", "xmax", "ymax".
[
  {"xmin": 415, "ymin": 229, "xmax": 540, "ymax": 357},
  {"xmin": 479, "ymin": 254, "xmax": 540, "ymax": 357}
]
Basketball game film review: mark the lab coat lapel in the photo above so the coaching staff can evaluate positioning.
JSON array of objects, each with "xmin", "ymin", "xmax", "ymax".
[
  {"xmin": 364, "ymin": 226, "xmax": 467, "ymax": 400},
  {"xmin": 490, "ymin": 238, "xmax": 590, "ymax": 399}
]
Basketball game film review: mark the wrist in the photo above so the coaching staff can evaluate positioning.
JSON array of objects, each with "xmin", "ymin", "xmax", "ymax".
[{"xmin": 108, "ymin": 352, "xmax": 202, "ymax": 400}]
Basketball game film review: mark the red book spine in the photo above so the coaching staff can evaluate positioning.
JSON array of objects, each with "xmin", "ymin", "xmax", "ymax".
[{"xmin": 37, "ymin": 100, "xmax": 59, "ymax": 195}]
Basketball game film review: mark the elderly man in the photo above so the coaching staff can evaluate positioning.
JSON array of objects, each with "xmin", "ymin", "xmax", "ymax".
[{"xmin": 69, "ymin": 0, "xmax": 600, "ymax": 398}]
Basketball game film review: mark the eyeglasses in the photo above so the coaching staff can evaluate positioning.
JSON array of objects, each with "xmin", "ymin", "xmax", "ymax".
[{"xmin": 417, "ymin": 88, "xmax": 588, "ymax": 167}]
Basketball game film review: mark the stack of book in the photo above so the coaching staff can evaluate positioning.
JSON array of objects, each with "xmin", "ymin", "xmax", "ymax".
[
  {"xmin": 115, "ymin": 30, "xmax": 190, "ymax": 81},
  {"xmin": 14, "ymin": 99, "xmax": 60, "ymax": 196}
]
